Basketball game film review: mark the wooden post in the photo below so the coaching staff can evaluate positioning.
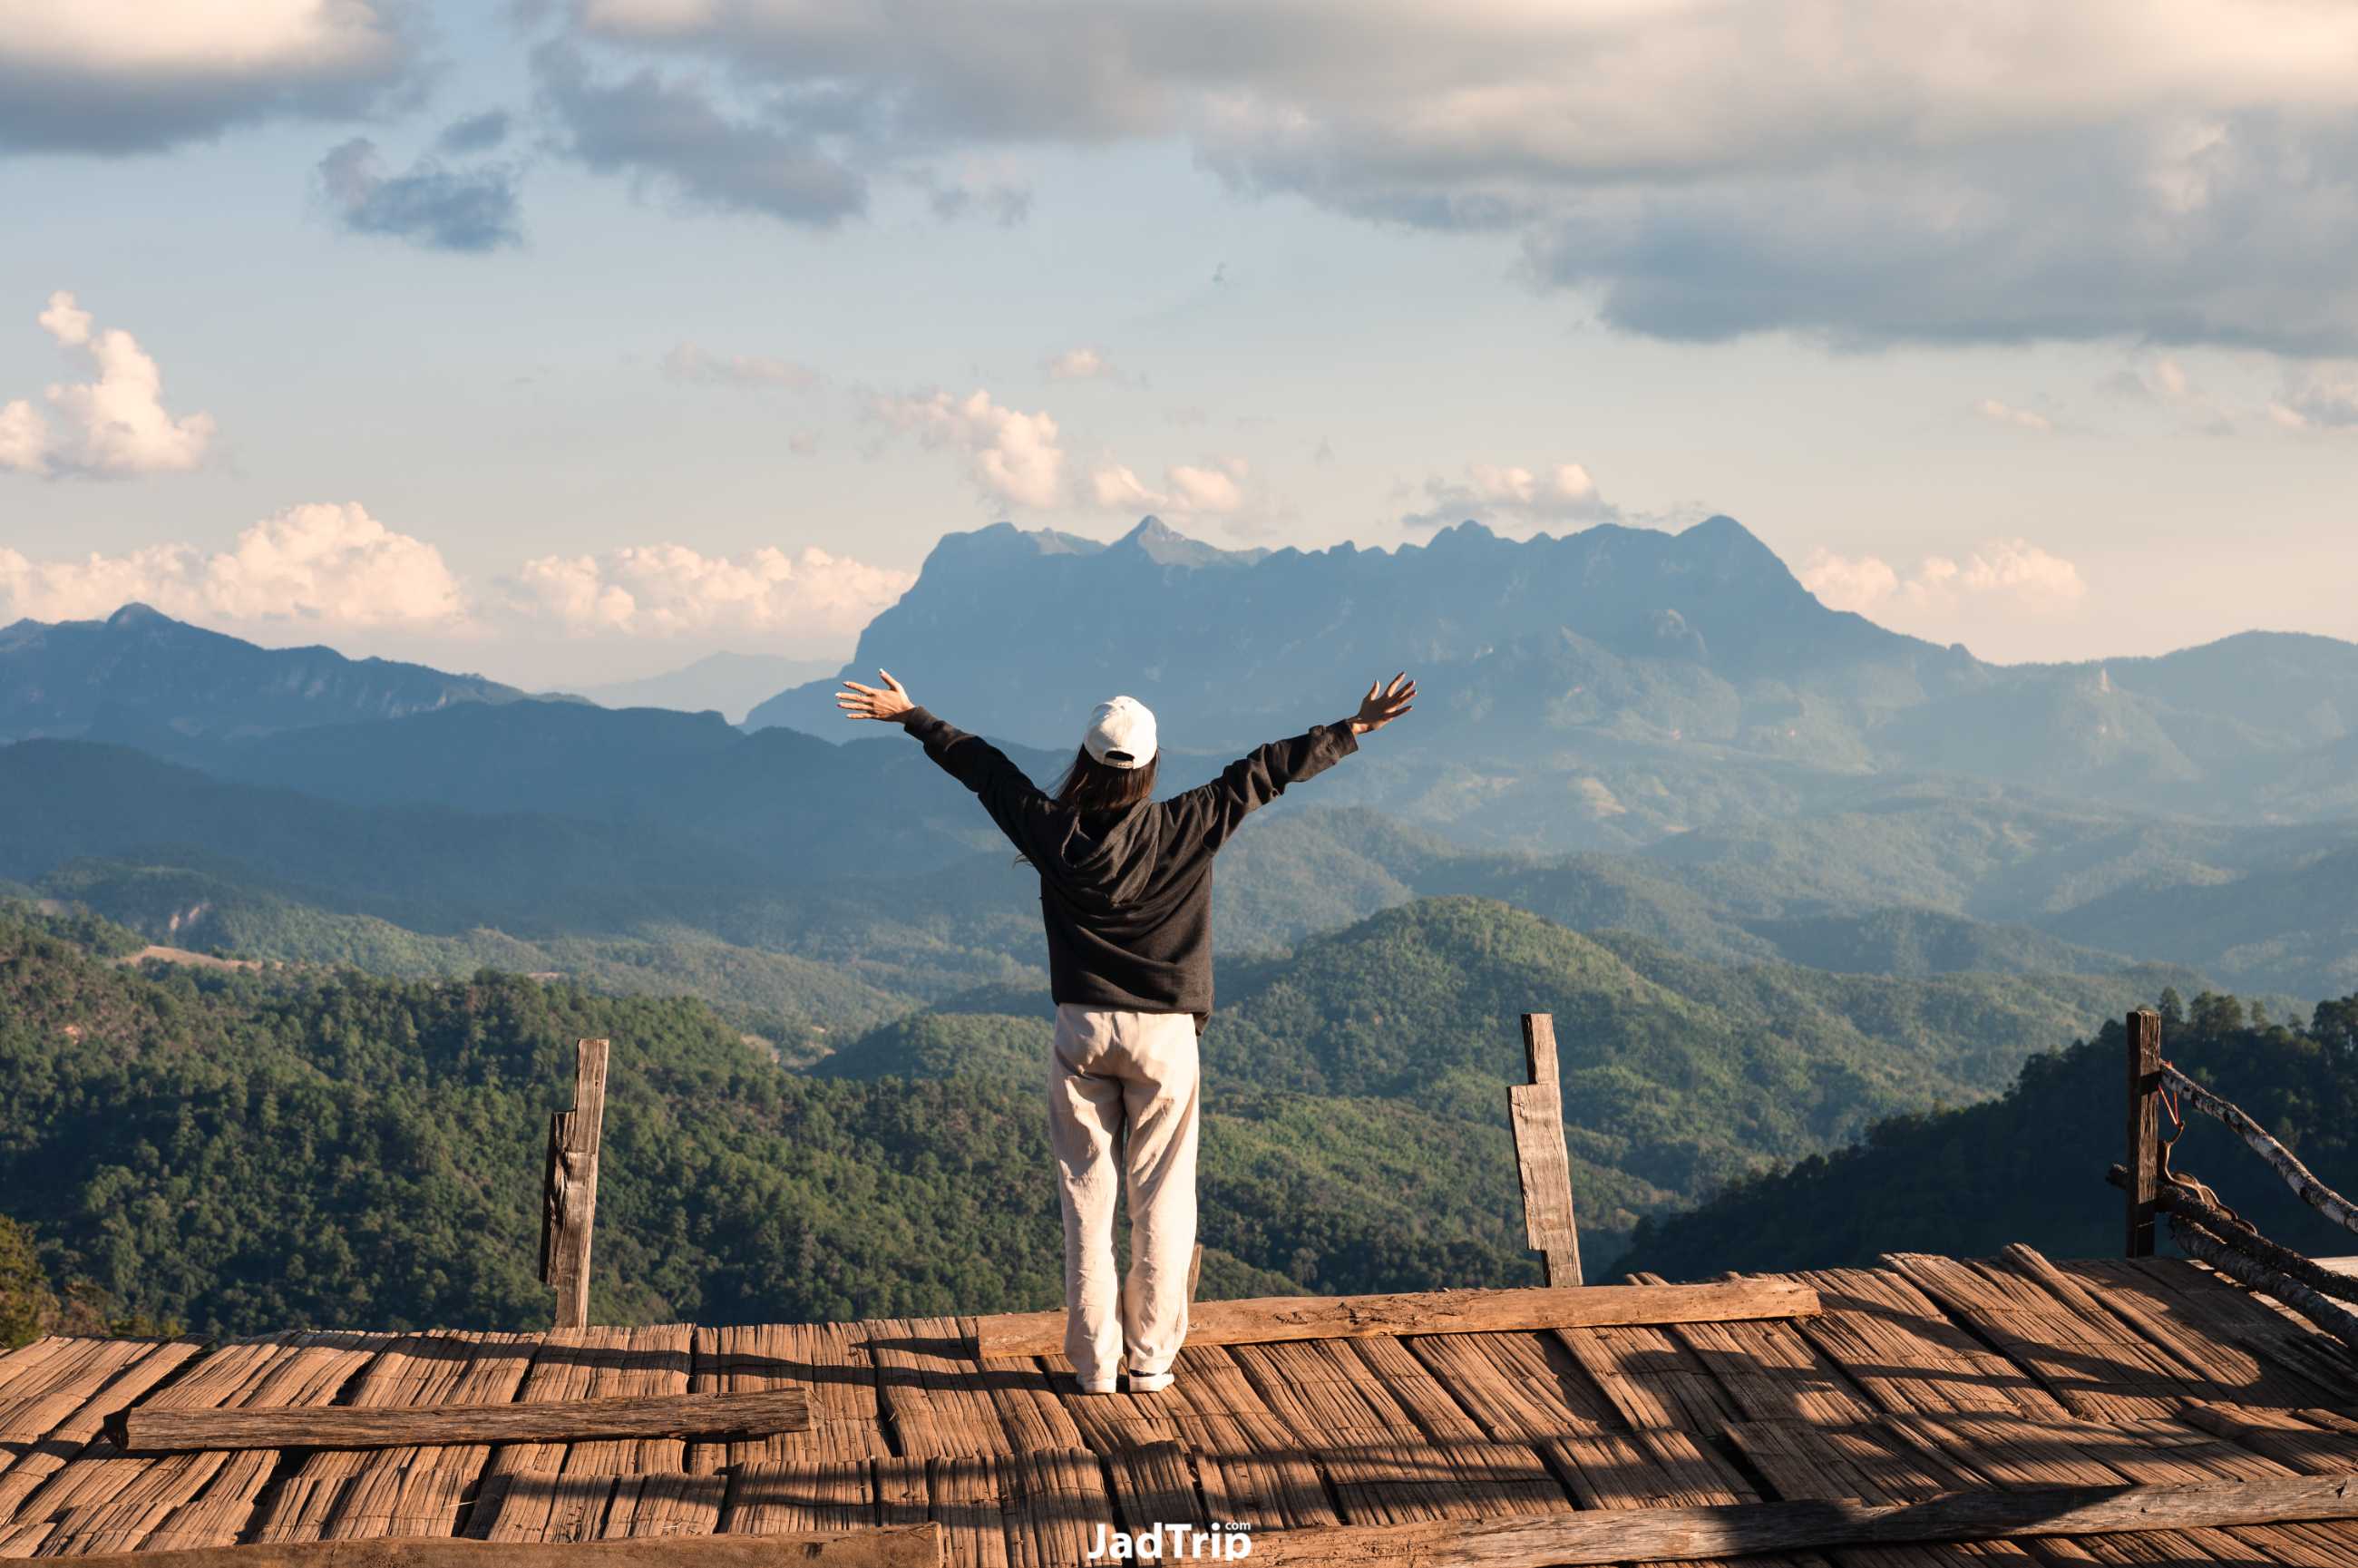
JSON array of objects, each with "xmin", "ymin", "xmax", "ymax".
[
  {"xmin": 2124, "ymin": 1008, "xmax": 2161, "ymax": 1258},
  {"xmin": 1508, "ymin": 1013, "xmax": 1582, "ymax": 1287},
  {"xmin": 541, "ymin": 1037, "xmax": 610, "ymax": 1329}
]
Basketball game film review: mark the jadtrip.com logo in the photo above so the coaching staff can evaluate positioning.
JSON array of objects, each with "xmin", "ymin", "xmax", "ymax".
[{"xmin": 1084, "ymin": 1519, "xmax": 1252, "ymax": 1560}]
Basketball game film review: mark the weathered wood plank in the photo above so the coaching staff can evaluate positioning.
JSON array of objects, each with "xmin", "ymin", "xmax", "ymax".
[
  {"xmin": 867, "ymin": 1318, "xmax": 1015, "ymax": 1458},
  {"xmin": 2068, "ymin": 1256, "xmax": 2358, "ymax": 1409},
  {"xmin": 1511, "ymin": 1012, "xmax": 1582, "ymax": 1287},
  {"xmin": 542, "ymin": 1036, "xmax": 611, "ymax": 1330},
  {"xmin": 1881, "ymin": 1251, "xmax": 2192, "ymax": 1421},
  {"xmin": 602, "ymin": 1470, "xmax": 727, "ymax": 1539},
  {"xmin": 1552, "ymin": 1318, "xmax": 1745, "ymax": 1436},
  {"xmin": 1244, "ymin": 1474, "xmax": 2358, "ymax": 1567},
  {"xmin": 1402, "ymin": 1332, "xmax": 1615, "ymax": 1444},
  {"xmin": 108, "ymin": 1387, "xmax": 809, "ymax": 1455},
  {"xmin": 974, "ymin": 1278, "xmax": 1817, "ymax": 1359},
  {"xmin": 1004, "ymin": 1447, "xmax": 1109, "ymax": 1568},
  {"xmin": 25, "ymin": 1331, "xmax": 388, "ymax": 1557},
  {"xmin": 0, "ymin": 1337, "xmax": 203, "ymax": 1528},
  {"xmin": 1790, "ymin": 1268, "xmax": 2070, "ymax": 1421},
  {"xmin": 250, "ymin": 1329, "xmax": 537, "ymax": 1544},
  {"xmin": 691, "ymin": 1321, "xmax": 892, "ymax": 1469},
  {"xmin": 1623, "ymin": 1269, "xmax": 1877, "ymax": 1429},
  {"xmin": 2179, "ymin": 1402, "xmax": 2358, "ymax": 1477},
  {"xmin": 34, "ymin": 1524, "xmax": 944, "ymax": 1564},
  {"xmin": 724, "ymin": 1457, "xmax": 873, "ymax": 1535},
  {"xmin": 569, "ymin": 1322, "xmax": 699, "ymax": 1475}
]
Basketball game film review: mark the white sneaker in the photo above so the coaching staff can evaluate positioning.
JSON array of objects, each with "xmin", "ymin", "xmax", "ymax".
[
  {"xmin": 1125, "ymin": 1368, "xmax": 1174, "ymax": 1394},
  {"xmin": 1076, "ymin": 1378, "xmax": 1118, "ymax": 1397}
]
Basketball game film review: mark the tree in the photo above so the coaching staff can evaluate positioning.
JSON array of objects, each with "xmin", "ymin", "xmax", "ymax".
[
  {"xmin": 0, "ymin": 1215, "xmax": 57, "ymax": 1349},
  {"xmin": 2189, "ymin": 991, "xmax": 2245, "ymax": 1037}
]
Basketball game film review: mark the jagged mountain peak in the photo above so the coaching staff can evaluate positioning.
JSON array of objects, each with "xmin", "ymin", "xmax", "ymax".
[
  {"xmin": 744, "ymin": 511, "xmax": 1924, "ymax": 747},
  {"xmin": 1109, "ymin": 514, "xmax": 1266, "ymax": 568}
]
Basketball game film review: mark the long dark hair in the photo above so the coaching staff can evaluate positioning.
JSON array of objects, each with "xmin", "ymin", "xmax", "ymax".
[{"xmin": 1051, "ymin": 745, "xmax": 1158, "ymax": 813}]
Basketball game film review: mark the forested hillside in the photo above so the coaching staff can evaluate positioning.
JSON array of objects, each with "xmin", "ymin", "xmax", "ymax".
[
  {"xmin": 820, "ymin": 896, "xmax": 2189, "ymax": 1255},
  {"xmin": 0, "ymin": 891, "xmax": 2195, "ymax": 1343},
  {"xmin": 1620, "ymin": 990, "xmax": 2358, "ymax": 1279},
  {"xmin": 0, "ymin": 907, "xmax": 1539, "ymax": 1342}
]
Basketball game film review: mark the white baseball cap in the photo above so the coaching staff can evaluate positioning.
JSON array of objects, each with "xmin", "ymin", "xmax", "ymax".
[{"xmin": 1083, "ymin": 696, "xmax": 1158, "ymax": 769}]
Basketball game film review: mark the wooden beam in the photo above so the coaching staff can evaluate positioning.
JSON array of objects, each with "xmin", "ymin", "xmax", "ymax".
[
  {"xmin": 541, "ymin": 1036, "xmax": 610, "ymax": 1329},
  {"xmin": 1509, "ymin": 1011, "xmax": 1582, "ymax": 1286},
  {"xmin": 2124, "ymin": 1008, "xmax": 2160, "ymax": 1258},
  {"xmin": 972, "ymin": 1275, "xmax": 1816, "ymax": 1359},
  {"xmin": 2162, "ymin": 1059, "xmax": 2358, "ymax": 1235},
  {"xmin": 104, "ymin": 1387, "xmax": 809, "ymax": 1456},
  {"xmin": 2106, "ymin": 1162, "xmax": 2358, "ymax": 1304},
  {"xmin": 45, "ymin": 1528, "xmax": 940, "ymax": 1567},
  {"xmin": 1246, "ymin": 1473, "xmax": 2358, "ymax": 1567},
  {"xmin": 2168, "ymin": 1211, "xmax": 2358, "ymax": 1355}
]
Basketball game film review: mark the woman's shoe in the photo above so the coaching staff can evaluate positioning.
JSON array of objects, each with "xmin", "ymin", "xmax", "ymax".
[{"xmin": 1125, "ymin": 1368, "xmax": 1174, "ymax": 1393}]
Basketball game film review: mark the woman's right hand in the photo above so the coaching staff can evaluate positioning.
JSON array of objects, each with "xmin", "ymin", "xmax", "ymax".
[
  {"xmin": 1352, "ymin": 673, "xmax": 1415, "ymax": 735},
  {"xmin": 836, "ymin": 668, "xmax": 915, "ymax": 724}
]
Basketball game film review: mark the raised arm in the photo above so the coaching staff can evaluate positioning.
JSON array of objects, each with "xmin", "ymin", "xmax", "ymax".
[
  {"xmin": 1175, "ymin": 673, "xmax": 1415, "ymax": 849},
  {"xmin": 837, "ymin": 669, "xmax": 1046, "ymax": 842}
]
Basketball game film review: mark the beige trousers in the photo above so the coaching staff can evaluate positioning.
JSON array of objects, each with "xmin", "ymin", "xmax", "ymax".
[{"xmin": 1047, "ymin": 1003, "xmax": 1202, "ymax": 1388}]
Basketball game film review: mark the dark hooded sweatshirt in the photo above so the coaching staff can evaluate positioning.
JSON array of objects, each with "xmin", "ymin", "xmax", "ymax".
[{"xmin": 899, "ymin": 706, "xmax": 1359, "ymax": 1023}]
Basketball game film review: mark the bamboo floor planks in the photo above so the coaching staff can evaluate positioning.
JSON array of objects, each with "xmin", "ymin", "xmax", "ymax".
[{"xmin": 3, "ymin": 1248, "xmax": 2353, "ymax": 1559}]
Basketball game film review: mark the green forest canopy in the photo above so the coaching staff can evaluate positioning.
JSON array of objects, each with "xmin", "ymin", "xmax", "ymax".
[{"xmin": 1621, "ymin": 989, "xmax": 2358, "ymax": 1279}]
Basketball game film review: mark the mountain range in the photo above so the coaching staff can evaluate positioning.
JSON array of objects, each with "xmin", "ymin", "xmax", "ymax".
[
  {"xmin": 0, "ymin": 603, "xmax": 533, "ymax": 754},
  {"xmin": 2, "ymin": 511, "xmax": 2353, "ymax": 1299},
  {"xmin": 750, "ymin": 516, "xmax": 2358, "ymax": 834}
]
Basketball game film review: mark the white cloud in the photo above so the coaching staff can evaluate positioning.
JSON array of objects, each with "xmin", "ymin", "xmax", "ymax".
[
  {"xmin": 662, "ymin": 341, "xmax": 823, "ymax": 390},
  {"xmin": 2268, "ymin": 365, "xmax": 2358, "ymax": 430},
  {"xmin": 1088, "ymin": 455, "xmax": 1249, "ymax": 515},
  {"xmin": 1402, "ymin": 461, "xmax": 1613, "ymax": 532},
  {"xmin": 872, "ymin": 387, "xmax": 1065, "ymax": 509},
  {"xmin": 552, "ymin": 0, "xmax": 2358, "ymax": 351},
  {"xmin": 0, "ymin": 0, "xmax": 419, "ymax": 155},
  {"xmin": 510, "ymin": 543, "xmax": 913, "ymax": 638},
  {"xmin": 1795, "ymin": 550, "xmax": 1902, "ymax": 614},
  {"xmin": 1974, "ymin": 398, "xmax": 2055, "ymax": 433},
  {"xmin": 1, "ymin": 292, "xmax": 216, "ymax": 479},
  {"xmin": 1801, "ymin": 539, "xmax": 2087, "ymax": 618},
  {"xmin": 0, "ymin": 503, "xmax": 463, "ymax": 628},
  {"xmin": 2102, "ymin": 354, "xmax": 2196, "ymax": 403},
  {"xmin": 0, "ymin": 506, "xmax": 909, "ymax": 649},
  {"xmin": 1045, "ymin": 346, "xmax": 1121, "ymax": 382}
]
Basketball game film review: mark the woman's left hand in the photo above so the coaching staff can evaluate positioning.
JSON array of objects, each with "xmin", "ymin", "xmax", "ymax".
[{"xmin": 836, "ymin": 668, "xmax": 915, "ymax": 723}]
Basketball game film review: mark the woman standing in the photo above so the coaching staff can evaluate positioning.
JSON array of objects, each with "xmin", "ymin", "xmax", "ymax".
[{"xmin": 835, "ymin": 671, "xmax": 1416, "ymax": 1394}]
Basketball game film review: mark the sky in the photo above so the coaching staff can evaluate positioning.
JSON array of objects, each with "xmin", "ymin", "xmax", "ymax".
[{"xmin": 3, "ymin": 0, "xmax": 2355, "ymax": 689}]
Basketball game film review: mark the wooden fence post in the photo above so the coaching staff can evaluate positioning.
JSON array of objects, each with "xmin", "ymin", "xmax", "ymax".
[
  {"xmin": 541, "ymin": 1037, "xmax": 610, "ymax": 1329},
  {"xmin": 1510, "ymin": 1012, "xmax": 1583, "ymax": 1286},
  {"xmin": 2125, "ymin": 1008, "xmax": 2161, "ymax": 1258}
]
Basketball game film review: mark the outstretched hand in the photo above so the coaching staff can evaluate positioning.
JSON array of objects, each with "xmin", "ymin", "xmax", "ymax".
[
  {"xmin": 836, "ymin": 668, "xmax": 915, "ymax": 724},
  {"xmin": 1352, "ymin": 673, "xmax": 1415, "ymax": 735}
]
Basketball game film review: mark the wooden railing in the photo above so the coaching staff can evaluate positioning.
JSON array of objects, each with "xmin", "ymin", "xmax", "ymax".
[{"xmin": 2110, "ymin": 1008, "xmax": 2358, "ymax": 1351}]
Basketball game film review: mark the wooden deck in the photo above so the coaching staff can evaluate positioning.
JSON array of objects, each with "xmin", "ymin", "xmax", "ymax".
[{"xmin": 0, "ymin": 1245, "xmax": 2353, "ymax": 1562}]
